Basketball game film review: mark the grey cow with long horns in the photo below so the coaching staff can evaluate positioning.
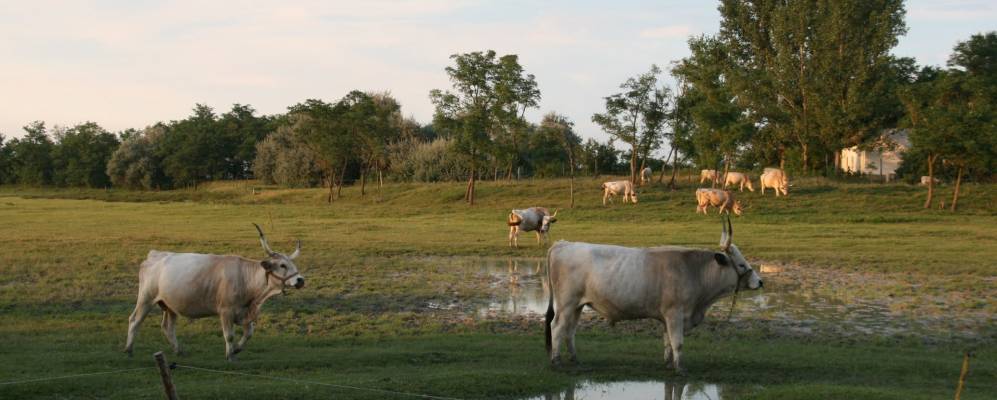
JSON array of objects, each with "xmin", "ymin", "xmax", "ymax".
[
  {"xmin": 544, "ymin": 216, "xmax": 761, "ymax": 374},
  {"xmin": 124, "ymin": 224, "xmax": 305, "ymax": 360}
]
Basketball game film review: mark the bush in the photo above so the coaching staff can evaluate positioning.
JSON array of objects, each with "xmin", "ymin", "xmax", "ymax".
[
  {"xmin": 253, "ymin": 126, "xmax": 324, "ymax": 188},
  {"xmin": 106, "ymin": 126, "xmax": 168, "ymax": 190},
  {"xmin": 387, "ymin": 138, "xmax": 465, "ymax": 182}
]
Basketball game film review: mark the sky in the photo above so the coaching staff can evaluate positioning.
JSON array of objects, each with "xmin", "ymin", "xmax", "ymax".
[{"xmin": 1, "ymin": 0, "xmax": 995, "ymax": 146}]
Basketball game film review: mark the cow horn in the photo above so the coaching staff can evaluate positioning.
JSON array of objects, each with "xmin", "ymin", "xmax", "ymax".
[
  {"xmin": 289, "ymin": 239, "xmax": 301, "ymax": 260},
  {"xmin": 252, "ymin": 223, "xmax": 276, "ymax": 256},
  {"xmin": 551, "ymin": 208, "xmax": 558, "ymax": 218},
  {"xmin": 720, "ymin": 215, "xmax": 732, "ymax": 251}
]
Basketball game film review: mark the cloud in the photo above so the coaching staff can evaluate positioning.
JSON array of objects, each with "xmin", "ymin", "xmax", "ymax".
[
  {"xmin": 906, "ymin": 0, "xmax": 997, "ymax": 22},
  {"xmin": 640, "ymin": 25, "xmax": 692, "ymax": 39}
]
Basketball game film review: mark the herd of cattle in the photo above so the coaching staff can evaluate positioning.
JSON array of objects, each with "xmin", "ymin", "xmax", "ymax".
[{"xmin": 125, "ymin": 169, "xmax": 777, "ymax": 374}]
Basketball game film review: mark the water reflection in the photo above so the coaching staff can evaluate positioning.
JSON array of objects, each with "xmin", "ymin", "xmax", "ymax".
[
  {"xmin": 477, "ymin": 258, "xmax": 550, "ymax": 316},
  {"xmin": 525, "ymin": 380, "xmax": 728, "ymax": 400}
]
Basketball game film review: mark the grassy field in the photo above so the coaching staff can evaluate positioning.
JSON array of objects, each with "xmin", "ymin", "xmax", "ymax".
[{"xmin": 1, "ymin": 176, "xmax": 995, "ymax": 399}]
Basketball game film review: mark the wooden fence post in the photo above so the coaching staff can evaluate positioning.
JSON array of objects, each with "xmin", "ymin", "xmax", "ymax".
[
  {"xmin": 153, "ymin": 351, "xmax": 179, "ymax": 400},
  {"xmin": 954, "ymin": 351, "xmax": 973, "ymax": 400}
]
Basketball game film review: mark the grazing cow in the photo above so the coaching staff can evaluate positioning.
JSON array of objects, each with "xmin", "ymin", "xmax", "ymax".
[
  {"xmin": 723, "ymin": 172, "xmax": 754, "ymax": 192},
  {"xmin": 695, "ymin": 188, "xmax": 743, "ymax": 216},
  {"xmin": 544, "ymin": 217, "xmax": 762, "ymax": 373},
  {"xmin": 920, "ymin": 176, "xmax": 940, "ymax": 185},
  {"xmin": 640, "ymin": 167, "xmax": 653, "ymax": 185},
  {"xmin": 508, "ymin": 207, "xmax": 559, "ymax": 248},
  {"xmin": 602, "ymin": 180, "xmax": 638, "ymax": 205},
  {"xmin": 760, "ymin": 168, "xmax": 789, "ymax": 196},
  {"xmin": 124, "ymin": 224, "xmax": 305, "ymax": 360},
  {"xmin": 699, "ymin": 169, "xmax": 718, "ymax": 185}
]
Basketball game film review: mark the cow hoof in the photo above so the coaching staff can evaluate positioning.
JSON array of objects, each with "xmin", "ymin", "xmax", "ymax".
[
  {"xmin": 124, "ymin": 349, "xmax": 133, "ymax": 357},
  {"xmin": 550, "ymin": 357, "xmax": 562, "ymax": 367},
  {"xmin": 673, "ymin": 367, "xmax": 688, "ymax": 376},
  {"xmin": 232, "ymin": 347, "xmax": 243, "ymax": 355}
]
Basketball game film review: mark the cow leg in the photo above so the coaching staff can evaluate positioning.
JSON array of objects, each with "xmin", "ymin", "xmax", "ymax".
[
  {"xmin": 236, "ymin": 321, "xmax": 255, "ymax": 354},
  {"xmin": 602, "ymin": 190, "xmax": 609, "ymax": 205},
  {"xmin": 159, "ymin": 304, "xmax": 182, "ymax": 355},
  {"xmin": 509, "ymin": 226, "xmax": 518, "ymax": 248},
  {"xmin": 664, "ymin": 313, "xmax": 686, "ymax": 374},
  {"xmin": 124, "ymin": 297, "xmax": 155, "ymax": 356},
  {"xmin": 220, "ymin": 315, "xmax": 237, "ymax": 361},
  {"xmin": 536, "ymin": 232, "xmax": 543, "ymax": 246},
  {"xmin": 565, "ymin": 306, "xmax": 584, "ymax": 363},
  {"xmin": 551, "ymin": 303, "xmax": 581, "ymax": 364}
]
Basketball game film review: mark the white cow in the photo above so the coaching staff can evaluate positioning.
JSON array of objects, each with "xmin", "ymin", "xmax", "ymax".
[
  {"xmin": 760, "ymin": 168, "xmax": 789, "ymax": 196},
  {"xmin": 723, "ymin": 172, "xmax": 755, "ymax": 192},
  {"xmin": 544, "ymin": 217, "xmax": 762, "ymax": 373},
  {"xmin": 696, "ymin": 188, "xmax": 743, "ymax": 216},
  {"xmin": 508, "ymin": 207, "xmax": 558, "ymax": 247},
  {"xmin": 602, "ymin": 180, "xmax": 637, "ymax": 205},
  {"xmin": 920, "ymin": 176, "xmax": 941, "ymax": 185},
  {"xmin": 640, "ymin": 167, "xmax": 653, "ymax": 185},
  {"xmin": 699, "ymin": 169, "xmax": 718, "ymax": 185},
  {"xmin": 124, "ymin": 224, "xmax": 305, "ymax": 360}
]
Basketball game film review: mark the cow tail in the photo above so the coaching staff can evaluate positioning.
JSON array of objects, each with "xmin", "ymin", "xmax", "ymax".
[{"xmin": 544, "ymin": 245, "xmax": 556, "ymax": 356}]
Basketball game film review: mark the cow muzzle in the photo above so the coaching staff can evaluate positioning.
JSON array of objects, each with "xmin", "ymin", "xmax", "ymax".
[{"xmin": 294, "ymin": 277, "xmax": 305, "ymax": 289}]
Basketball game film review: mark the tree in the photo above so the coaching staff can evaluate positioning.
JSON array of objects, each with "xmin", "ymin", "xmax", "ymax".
[
  {"xmin": 579, "ymin": 138, "xmax": 621, "ymax": 177},
  {"xmin": 287, "ymin": 99, "xmax": 356, "ymax": 202},
  {"xmin": 218, "ymin": 104, "xmax": 271, "ymax": 179},
  {"xmin": 107, "ymin": 125, "xmax": 169, "ymax": 190},
  {"xmin": 158, "ymin": 104, "xmax": 222, "ymax": 188},
  {"xmin": 672, "ymin": 36, "xmax": 754, "ymax": 185},
  {"xmin": 9, "ymin": 121, "xmax": 54, "ymax": 185},
  {"xmin": 51, "ymin": 122, "xmax": 120, "ymax": 188},
  {"xmin": 430, "ymin": 50, "xmax": 540, "ymax": 205},
  {"xmin": 0, "ymin": 134, "xmax": 13, "ymax": 184},
  {"xmin": 718, "ymin": 0, "xmax": 907, "ymax": 172},
  {"xmin": 253, "ymin": 125, "xmax": 324, "ymax": 188},
  {"xmin": 539, "ymin": 113, "xmax": 581, "ymax": 207},
  {"xmin": 592, "ymin": 65, "xmax": 670, "ymax": 185}
]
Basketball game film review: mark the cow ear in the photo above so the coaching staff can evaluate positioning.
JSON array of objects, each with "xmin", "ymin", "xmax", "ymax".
[
  {"xmin": 261, "ymin": 260, "xmax": 274, "ymax": 270},
  {"xmin": 714, "ymin": 252, "xmax": 730, "ymax": 266}
]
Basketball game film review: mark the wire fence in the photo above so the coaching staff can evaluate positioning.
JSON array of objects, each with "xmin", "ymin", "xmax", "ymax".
[
  {"xmin": 0, "ymin": 367, "xmax": 156, "ymax": 386},
  {"xmin": 0, "ymin": 359, "xmax": 462, "ymax": 400},
  {"xmin": 173, "ymin": 364, "xmax": 463, "ymax": 400}
]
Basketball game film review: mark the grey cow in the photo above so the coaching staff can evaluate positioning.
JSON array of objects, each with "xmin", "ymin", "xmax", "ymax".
[
  {"xmin": 508, "ymin": 207, "xmax": 558, "ymax": 248},
  {"xmin": 544, "ymin": 216, "xmax": 762, "ymax": 373}
]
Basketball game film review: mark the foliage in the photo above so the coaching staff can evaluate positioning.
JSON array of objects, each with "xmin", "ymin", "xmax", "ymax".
[
  {"xmin": 386, "ymin": 138, "xmax": 465, "ymax": 182},
  {"xmin": 253, "ymin": 126, "xmax": 324, "ymax": 188},
  {"xmin": 7, "ymin": 121, "xmax": 54, "ymax": 185},
  {"xmin": 591, "ymin": 65, "xmax": 670, "ymax": 183},
  {"xmin": 50, "ymin": 122, "xmax": 120, "ymax": 188},
  {"xmin": 106, "ymin": 126, "xmax": 169, "ymax": 190}
]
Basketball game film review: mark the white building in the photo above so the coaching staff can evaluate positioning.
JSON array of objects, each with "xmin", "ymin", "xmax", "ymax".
[{"xmin": 839, "ymin": 130, "xmax": 909, "ymax": 181}]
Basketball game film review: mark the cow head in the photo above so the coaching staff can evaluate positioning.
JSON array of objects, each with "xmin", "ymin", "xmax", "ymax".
[
  {"xmin": 540, "ymin": 209, "xmax": 558, "ymax": 233},
  {"xmin": 731, "ymin": 200, "xmax": 744, "ymax": 216},
  {"xmin": 253, "ymin": 223, "xmax": 306, "ymax": 290},
  {"xmin": 719, "ymin": 216, "xmax": 762, "ymax": 290},
  {"xmin": 508, "ymin": 212, "xmax": 523, "ymax": 227}
]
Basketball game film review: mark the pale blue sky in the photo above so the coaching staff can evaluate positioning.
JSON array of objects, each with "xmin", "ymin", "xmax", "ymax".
[{"xmin": 1, "ymin": 0, "xmax": 994, "ymax": 148}]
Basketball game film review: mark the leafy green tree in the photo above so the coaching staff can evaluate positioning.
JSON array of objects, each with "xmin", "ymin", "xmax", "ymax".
[
  {"xmin": 539, "ymin": 112, "xmax": 581, "ymax": 207},
  {"xmin": 288, "ymin": 98, "xmax": 356, "ymax": 202},
  {"xmin": 718, "ymin": 0, "xmax": 907, "ymax": 172},
  {"xmin": 253, "ymin": 125, "xmax": 324, "ymax": 188},
  {"xmin": 430, "ymin": 50, "xmax": 540, "ymax": 205},
  {"xmin": 592, "ymin": 65, "xmax": 670, "ymax": 185},
  {"xmin": 157, "ymin": 104, "xmax": 222, "ymax": 187},
  {"xmin": 0, "ymin": 134, "xmax": 13, "ymax": 184},
  {"xmin": 218, "ymin": 104, "xmax": 272, "ymax": 179},
  {"xmin": 51, "ymin": 122, "xmax": 120, "ymax": 187},
  {"xmin": 578, "ymin": 138, "xmax": 622, "ymax": 177},
  {"xmin": 672, "ymin": 37, "xmax": 754, "ymax": 184},
  {"xmin": 9, "ymin": 121, "xmax": 54, "ymax": 185},
  {"xmin": 106, "ymin": 125, "xmax": 169, "ymax": 190}
]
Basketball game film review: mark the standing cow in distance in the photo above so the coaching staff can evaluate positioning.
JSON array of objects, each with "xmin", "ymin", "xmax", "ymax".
[
  {"xmin": 544, "ymin": 216, "xmax": 762, "ymax": 373},
  {"xmin": 699, "ymin": 169, "xmax": 718, "ymax": 185},
  {"xmin": 640, "ymin": 167, "xmax": 653, "ymax": 185},
  {"xmin": 695, "ymin": 188, "xmax": 743, "ymax": 216},
  {"xmin": 508, "ymin": 207, "xmax": 558, "ymax": 248},
  {"xmin": 124, "ymin": 224, "xmax": 305, "ymax": 360},
  {"xmin": 724, "ymin": 172, "xmax": 754, "ymax": 192},
  {"xmin": 602, "ymin": 180, "xmax": 638, "ymax": 205},
  {"xmin": 920, "ymin": 176, "xmax": 941, "ymax": 186},
  {"xmin": 760, "ymin": 168, "xmax": 789, "ymax": 196}
]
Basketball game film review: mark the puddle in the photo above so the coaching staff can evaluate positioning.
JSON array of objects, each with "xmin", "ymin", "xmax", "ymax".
[
  {"xmin": 418, "ymin": 256, "xmax": 992, "ymax": 341},
  {"xmin": 523, "ymin": 380, "xmax": 731, "ymax": 400}
]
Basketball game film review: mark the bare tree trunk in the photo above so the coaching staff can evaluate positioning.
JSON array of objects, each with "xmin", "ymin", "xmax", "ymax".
[
  {"xmin": 360, "ymin": 166, "xmax": 366, "ymax": 198},
  {"xmin": 721, "ymin": 153, "xmax": 731, "ymax": 190},
  {"xmin": 669, "ymin": 149, "xmax": 680, "ymax": 190},
  {"xmin": 465, "ymin": 154, "xmax": 476, "ymax": 206},
  {"xmin": 629, "ymin": 144, "xmax": 638, "ymax": 185},
  {"xmin": 336, "ymin": 160, "xmax": 346, "ymax": 199},
  {"xmin": 924, "ymin": 154, "xmax": 936, "ymax": 208},
  {"xmin": 950, "ymin": 165, "xmax": 963, "ymax": 212},
  {"xmin": 378, "ymin": 167, "xmax": 383, "ymax": 189},
  {"xmin": 326, "ymin": 174, "xmax": 334, "ymax": 203}
]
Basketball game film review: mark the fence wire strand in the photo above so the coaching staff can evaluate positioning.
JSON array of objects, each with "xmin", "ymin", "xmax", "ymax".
[
  {"xmin": 0, "ymin": 367, "xmax": 156, "ymax": 386},
  {"xmin": 174, "ymin": 364, "xmax": 463, "ymax": 400}
]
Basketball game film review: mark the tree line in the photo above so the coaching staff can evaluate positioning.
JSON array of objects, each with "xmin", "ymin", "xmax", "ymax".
[{"xmin": 0, "ymin": 1, "xmax": 993, "ymax": 209}]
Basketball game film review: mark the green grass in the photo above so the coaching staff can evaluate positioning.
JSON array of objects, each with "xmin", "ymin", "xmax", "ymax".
[{"xmin": 0, "ymin": 176, "xmax": 995, "ymax": 399}]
